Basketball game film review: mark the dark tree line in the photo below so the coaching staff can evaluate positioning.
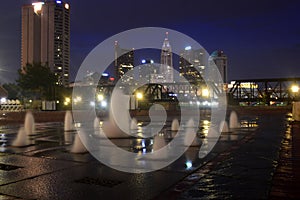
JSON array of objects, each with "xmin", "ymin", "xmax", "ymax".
[
  {"xmin": 1, "ymin": 63, "xmax": 72, "ymax": 110},
  {"xmin": 17, "ymin": 63, "xmax": 58, "ymax": 100}
]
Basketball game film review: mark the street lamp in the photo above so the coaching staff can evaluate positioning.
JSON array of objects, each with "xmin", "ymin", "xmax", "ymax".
[
  {"xmin": 136, "ymin": 92, "xmax": 143, "ymax": 100},
  {"xmin": 202, "ymin": 88, "xmax": 209, "ymax": 98},
  {"xmin": 291, "ymin": 85, "xmax": 299, "ymax": 93},
  {"xmin": 64, "ymin": 97, "xmax": 71, "ymax": 106},
  {"xmin": 97, "ymin": 94, "xmax": 104, "ymax": 101},
  {"xmin": 135, "ymin": 92, "xmax": 143, "ymax": 110}
]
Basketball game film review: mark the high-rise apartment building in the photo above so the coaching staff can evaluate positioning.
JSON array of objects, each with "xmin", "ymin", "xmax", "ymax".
[
  {"xmin": 137, "ymin": 59, "xmax": 163, "ymax": 83},
  {"xmin": 21, "ymin": 0, "xmax": 70, "ymax": 86},
  {"xmin": 114, "ymin": 41, "xmax": 134, "ymax": 84},
  {"xmin": 209, "ymin": 50, "xmax": 228, "ymax": 83},
  {"xmin": 179, "ymin": 46, "xmax": 206, "ymax": 83}
]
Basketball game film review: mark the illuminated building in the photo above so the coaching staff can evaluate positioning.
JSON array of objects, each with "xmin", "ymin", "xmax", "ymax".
[
  {"xmin": 114, "ymin": 41, "xmax": 134, "ymax": 83},
  {"xmin": 179, "ymin": 46, "xmax": 206, "ymax": 83},
  {"xmin": 21, "ymin": 1, "xmax": 70, "ymax": 86},
  {"xmin": 209, "ymin": 50, "xmax": 228, "ymax": 83},
  {"xmin": 160, "ymin": 32, "xmax": 174, "ymax": 83},
  {"xmin": 137, "ymin": 59, "xmax": 162, "ymax": 83}
]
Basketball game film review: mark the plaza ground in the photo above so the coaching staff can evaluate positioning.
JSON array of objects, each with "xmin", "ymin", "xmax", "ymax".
[{"xmin": 0, "ymin": 106, "xmax": 299, "ymax": 199}]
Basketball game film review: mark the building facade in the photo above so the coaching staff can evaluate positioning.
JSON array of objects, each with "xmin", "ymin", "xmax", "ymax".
[
  {"xmin": 21, "ymin": 0, "xmax": 70, "ymax": 86},
  {"xmin": 179, "ymin": 46, "xmax": 206, "ymax": 83},
  {"xmin": 114, "ymin": 41, "xmax": 134, "ymax": 84},
  {"xmin": 209, "ymin": 50, "xmax": 228, "ymax": 83}
]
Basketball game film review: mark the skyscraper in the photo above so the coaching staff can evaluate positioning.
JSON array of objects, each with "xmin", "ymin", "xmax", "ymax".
[
  {"xmin": 21, "ymin": 1, "xmax": 70, "ymax": 87},
  {"xmin": 179, "ymin": 46, "xmax": 206, "ymax": 83},
  {"xmin": 160, "ymin": 32, "xmax": 173, "ymax": 83},
  {"xmin": 137, "ymin": 59, "xmax": 161, "ymax": 83},
  {"xmin": 114, "ymin": 41, "xmax": 134, "ymax": 83},
  {"xmin": 209, "ymin": 50, "xmax": 228, "ymax": 83}
]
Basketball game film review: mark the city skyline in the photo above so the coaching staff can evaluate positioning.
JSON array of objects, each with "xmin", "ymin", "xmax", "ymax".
[{"xmin": 0, "ymin": 0, "xmax": 300, "ymax": 83}]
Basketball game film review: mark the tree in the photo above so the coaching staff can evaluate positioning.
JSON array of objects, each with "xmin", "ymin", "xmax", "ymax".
[
  {"xmin": 2, "ymin": 83, "xmax": 22, "ymax": 99},
  {"xmin": 17, "ymin": 63, "xmax": 58, "ymax": 100}
]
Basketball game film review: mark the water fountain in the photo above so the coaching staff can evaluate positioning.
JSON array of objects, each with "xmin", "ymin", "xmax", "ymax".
[
  {"xmin": 94, "ymin": 117, "xmax": 100, "ymax": 129},
  {"xmin": 64, "ymin": 111, "xmax": 74, "ymax": 131},
  {"xmin": 93, "ymin": 117, "xmax": 102, "ymax": 137},
  {"xmin": 183, "ymin": 118, "xmax": 199, "ymax": 146},
  {"xmin": 70, "ymin": 131, "xmax": 87, "ymax": 153},
  {"xmin": 102, "ymin": 118, "xmax": 129, "ymax": 138},
  {"xmin": 130, "ymin": 118, "xmax": 138, "ymax": 130},
  {"xmin": 100, "ymin": 88, "xmax": 130, "ymax": 138},
  {"xmin": 152, "ymin": 135, "xmax": 168, "ymax": 159},
  {"xmin": 64, "ymin": 131, "xmax": 73, "ymax": 145},
  {"xmin": 229, "ymin": 111, "xmax": 240, "ymax": 128},
  {"xmin": 24, "ymin": 111, "xmax": 35, "ymax": 135},
  {"xmin": 186, "ymin": 118, "xmax": 195, "ymax": 128},
  {"xmin": 153, "ymin": 135, "xmax": 166, "ymax": 151},
  {"xmin": 198, "ymin": 128, "xmax": 219, "ymax": 158},
  {"xmin": 220, "ymin": 120, "xmax": 229, "ymax": 133},
  {"xmin": 12, "ymin": 127, "xmax": 30, "ymax": 147},
  {"xmin": 171, "ymin": 118, "xmax": 179, "ymax": 131},
  {"xmin": 184, "ymin": 128, "xmax": 199, "ymax": 146}
]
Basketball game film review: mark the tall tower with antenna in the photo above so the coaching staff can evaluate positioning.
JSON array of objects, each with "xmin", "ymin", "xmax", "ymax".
[{"xmin": 160, "ymin": 32, "xmax": 174, "ymax": 83}]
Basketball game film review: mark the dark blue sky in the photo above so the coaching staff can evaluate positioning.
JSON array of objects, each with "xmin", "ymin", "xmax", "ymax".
[{"xmin": 0, "ymin": 0, "xmax": 300, "ymax": 83}]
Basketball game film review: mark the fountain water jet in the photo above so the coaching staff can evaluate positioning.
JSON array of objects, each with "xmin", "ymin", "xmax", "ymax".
[
  {"xmin": 94, "ymin": 117, "xmax": 100, "ymax": 129},
  {"xmin": 182, "ymin": 118, "xmax": 199, "ymax": 146},
  {"xmin": 229, "ymin": 111, "xmax": 240, "ymax": 128},
  {"xmin": 186, "ymin": 118, "xmax": 195, "ymax": 128},
  {"xmin": 70, "ymin": 131, "xmax": 87, "ymax": 153},
  {"xmin": 130, "ymin": 118, "xmax": 138, "ymax": 130},
  {"xmin": 152, "ymin": 135, "xmax": 168, "ymax": 159},
  {"xmin": 153, "ymin": 135, "xmax": 166, "ymax": 151},
  {"xmin": 171, "ymin": 118, "xmax": 179, "ymax": 131},
  {"xmin": 220, "ymin": 120, "xmax": 229, "ymax": 133},
  {"xmin": 184, "ymin": 128, "xmax": 199, "ymax": 146},
  {"xmin": 24, "ymin": 111, "xmax": 35, "ymax": 135},
  {"xmin": 64, "ymin": 111, "xmax": 74, "ymax": 131},
  {"xmin": 102, "ymin": 118, "xmax": 129, "ymax": 138},
  {"xmin": 199, "ymin": 128, "xmax": 219, "ymax": 158},
  {"xmin": 100, "ymin": 88, "xmax": 130, "ymax": 138},
  {"xmin": 12, "ymin": 127, "xmax": 30, "ymax": 147},
  {"xmin": 64, "ymin": 131, "xmax": 73, "ymax": 145}
]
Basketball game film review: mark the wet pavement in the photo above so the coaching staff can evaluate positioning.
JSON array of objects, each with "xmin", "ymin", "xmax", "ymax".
[
  {"xmin": 269, "ymin": 118, "xmax": 300, "ymax": 199},
  {"xmin": 0, "ymin": 111, "xmax": 296, "ymax": 199},
  {"xmin": 162, "ymin": 114, "xmax": 285, "ymax": 200}
]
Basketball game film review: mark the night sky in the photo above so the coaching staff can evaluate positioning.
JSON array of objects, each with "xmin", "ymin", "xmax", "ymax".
[{"xmin": 0, "ymin": 0, "xmax": 300, "ymax": 83}]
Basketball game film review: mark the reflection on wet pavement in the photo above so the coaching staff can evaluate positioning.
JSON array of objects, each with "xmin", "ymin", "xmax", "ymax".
[{"xmin": 0, "ymin": 114, "xmax": 287, "ymax": 199}]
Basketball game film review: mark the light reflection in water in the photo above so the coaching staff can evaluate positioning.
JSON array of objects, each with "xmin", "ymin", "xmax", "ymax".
[
  {"xmin": 202, "ymin": 120, "xmax": 210, "ymax": 137},
  {"xmin": 240, "ymin": 119, "xmax": 258, "ymax": 127},
  {"xmin": 0, "ymin": 133, "xmax": 7, "ymax": 150},
  {"xmin": 74, "ymin": 122, "xmax": 81, "ymax": 128},
  {"xmin": 0, "ymin": 116, "xmax": 259, "ymax": 170},
  {"xmin": 185, "ymin": 160, "xmax": 193, "ymax": 169},
  {"xmin": 100, "ymin": 117, "xmax": 259, "ymax": 156}
]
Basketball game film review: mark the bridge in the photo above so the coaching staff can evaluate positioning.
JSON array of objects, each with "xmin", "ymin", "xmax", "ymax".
[
  {"xmin": 96, "ymin": 81, "xmax": 222, "ymax": 102},
  {"xmin": 74, "ymin": 77, "xmax": 300, "ymax": 109},
  {"xmin": 228, "ymin": 77, "xmax": 300, "ymax": 105}
]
